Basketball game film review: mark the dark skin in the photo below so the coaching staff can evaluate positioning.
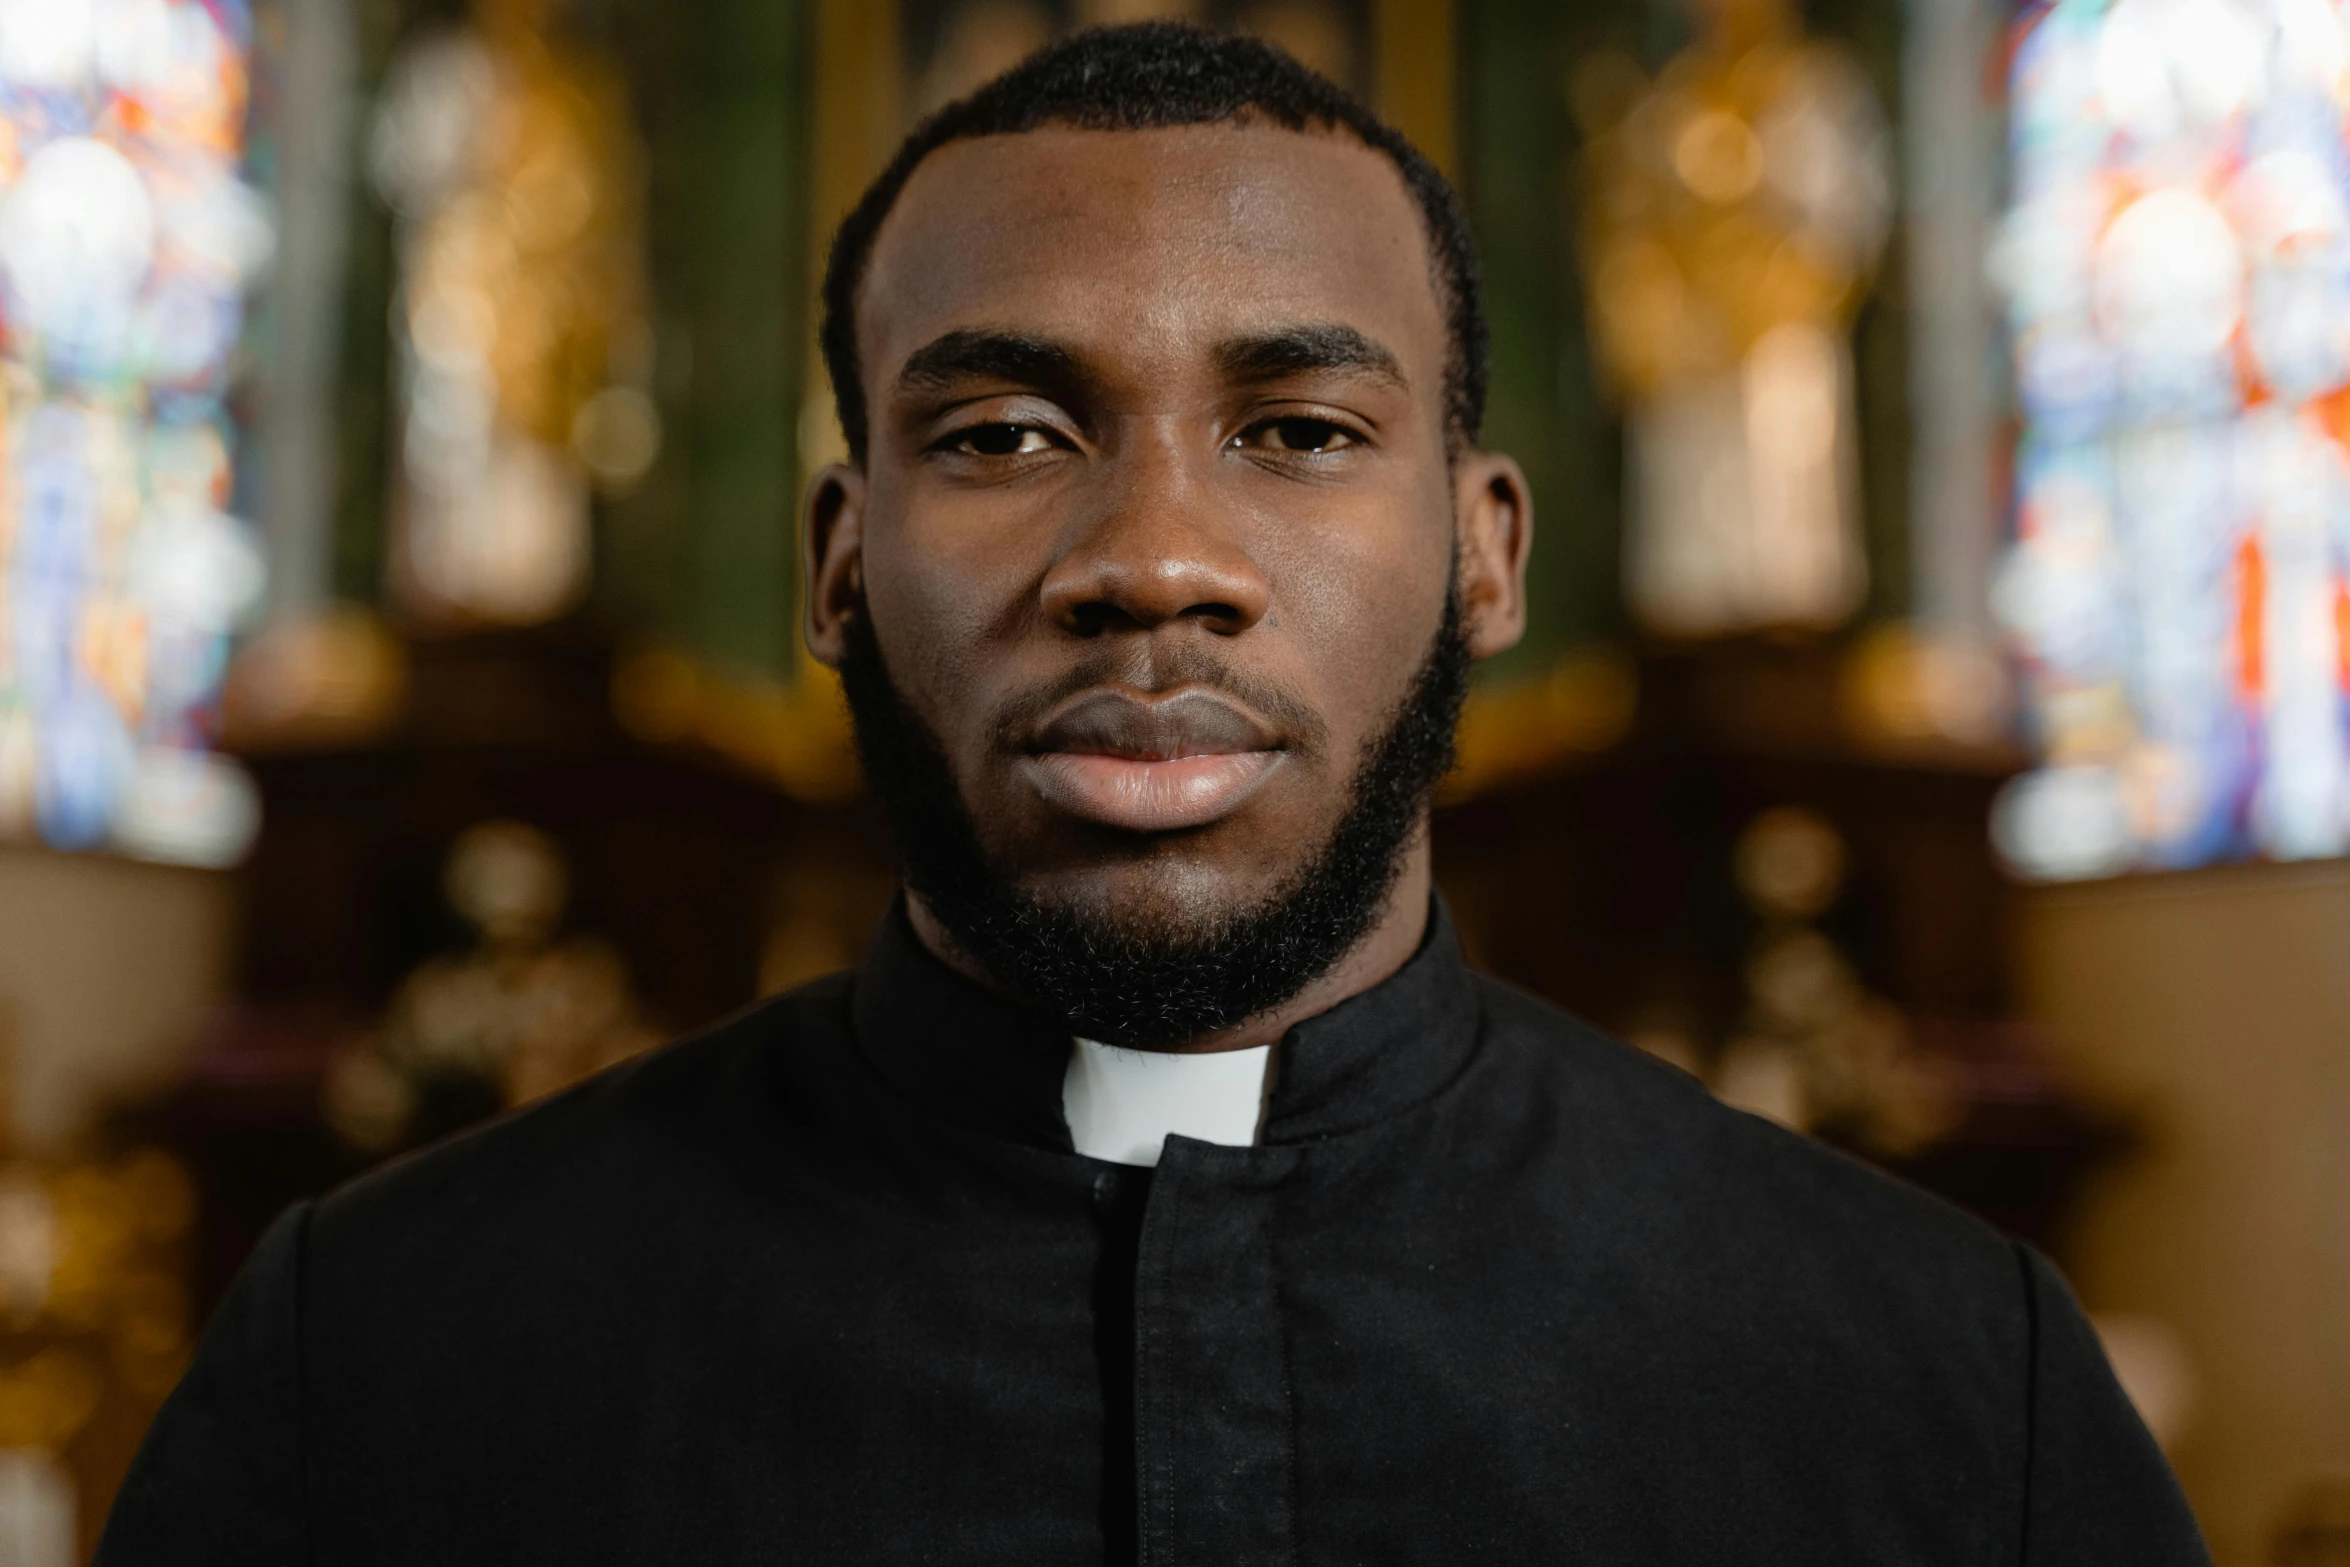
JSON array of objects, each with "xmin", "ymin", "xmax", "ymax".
[{"xmin": 807, "ymin": 122, "xmax": 1533, "ymax": 1053}]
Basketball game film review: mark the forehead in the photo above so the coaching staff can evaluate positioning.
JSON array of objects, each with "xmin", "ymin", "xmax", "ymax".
[{"xmin": 858, "ymin": 122, "xmax": 1444, "ymax": 391}]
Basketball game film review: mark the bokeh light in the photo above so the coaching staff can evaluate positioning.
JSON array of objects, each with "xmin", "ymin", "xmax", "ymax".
[
  {"xmin": 1994, "ymin": 0, "xmax": 2350, "ymax": 877},
  {"xmin": 0, "ymin": 0, "xmax": 270, "ymax": 868}
]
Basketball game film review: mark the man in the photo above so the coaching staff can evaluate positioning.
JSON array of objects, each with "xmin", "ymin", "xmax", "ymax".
[{"xmin": 102, "ymin": 24, "xmax": 2209, "ymax": 1565}]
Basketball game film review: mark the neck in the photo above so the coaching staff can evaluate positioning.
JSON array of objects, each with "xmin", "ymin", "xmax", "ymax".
[{"xmin": 905, "ymin": 832, "xmax": 1436, "ymax": 1056}]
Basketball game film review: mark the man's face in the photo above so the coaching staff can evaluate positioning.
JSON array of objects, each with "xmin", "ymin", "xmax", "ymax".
[{"xmin": 809, "ymin": 122, "xmax": 1527, "ymax": 950}]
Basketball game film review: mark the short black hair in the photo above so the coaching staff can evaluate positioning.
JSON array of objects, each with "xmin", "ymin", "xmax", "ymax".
[{"xmin": 818, "ymin": 22, "xmax": 1487, "ymax": 466}]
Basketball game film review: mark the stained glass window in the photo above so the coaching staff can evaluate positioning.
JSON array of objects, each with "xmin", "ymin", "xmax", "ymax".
[
  {"xmin": 0, "ymin": 0, "xmax": 272, "ymax": 866},
  {"xmin": 1993, "ymin": 0, "xmax": 2350, "ymax": 877}
]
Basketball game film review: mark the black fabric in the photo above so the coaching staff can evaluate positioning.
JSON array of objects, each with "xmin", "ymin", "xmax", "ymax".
[{"xmin": 99, "ymin": 902, "xmax": 2209, "ymax": 1564}]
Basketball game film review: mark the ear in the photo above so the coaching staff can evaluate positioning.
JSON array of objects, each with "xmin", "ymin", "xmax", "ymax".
[
  {"xmin": 1452, "ymin": 451, "xmax": 1533, "ymax": 661},
  {"xmin": 803, "ymin": 463, "xmax": 868, "ymax": 668}
]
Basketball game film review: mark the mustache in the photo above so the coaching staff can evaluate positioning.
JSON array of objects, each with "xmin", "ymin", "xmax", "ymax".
[
  {"xmin": 833, "ymin": 584, "xmax": 1471, "ymax": 1045},
  {"xmin": 987, "ymin": 644, "xmax": 1329, "ymax": 758}
]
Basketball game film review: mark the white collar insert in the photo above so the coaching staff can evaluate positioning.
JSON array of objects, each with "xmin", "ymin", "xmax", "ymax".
[{"xmin": 1062, "ymin": 1038, "xmax": 1273, "ymax": 1167}]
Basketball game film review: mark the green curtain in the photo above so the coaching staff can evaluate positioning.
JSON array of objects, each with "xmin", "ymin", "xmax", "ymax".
[{"xmin": 606, "ymin": 0, "xmax": 814, "ymax": 678}]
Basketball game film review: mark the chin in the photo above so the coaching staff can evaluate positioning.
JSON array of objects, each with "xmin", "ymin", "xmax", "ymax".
[{"xmin": 1012, "ymin": 852, "xmax": 1289, "ymax": 934}]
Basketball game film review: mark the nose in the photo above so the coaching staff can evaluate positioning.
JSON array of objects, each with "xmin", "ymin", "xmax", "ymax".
[{"xmin": 1036, "ymin": 433, "xmax": 1271, "ymax": 638}]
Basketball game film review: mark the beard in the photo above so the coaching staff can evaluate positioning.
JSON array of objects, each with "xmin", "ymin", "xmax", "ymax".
[{"xmin": 837, "ymin": 587, "xmax": 1471, "ymax": 1048}]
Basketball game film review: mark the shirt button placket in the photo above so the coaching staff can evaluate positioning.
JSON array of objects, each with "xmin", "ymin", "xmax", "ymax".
[{"xmin": 1131, "ymin": 1141, "xmax": 1302, "ymax": 1567}]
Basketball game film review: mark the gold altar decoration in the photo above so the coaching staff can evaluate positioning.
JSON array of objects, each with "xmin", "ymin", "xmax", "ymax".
[
  {"xmin": 372, "ymin": 0, "xmax": 655, "ymax": 626},
  {"xmin": 1575, "ymin": 0, "xmax": 1891, "ymax": 638},
  {"xmin": 323, "ymin": 819, "xmax": 662, "ymax": 1152},
  {"xmin": 0, "ymin": 1102, "xmax": 195, "ymax": 1559},
  {"xmin": 1708, "ymin": 806, "xmax": 1957, "ymax": 1156},
  {"xmin": 1440, "ymin": 647, "xmax": 1638, "ymax": 800},
  {"xmin": 611, "ymin": 642, "xmax": 861, "ymax": 805},
  {"xmin": 217, "ymin": 604, "xmax": 410, "ymax": 752}
]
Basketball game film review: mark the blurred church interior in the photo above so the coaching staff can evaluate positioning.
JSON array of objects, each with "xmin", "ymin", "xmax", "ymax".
[{"xmin": 0, "ymin": 0, "xmax": 2341, "ymax": 1558}]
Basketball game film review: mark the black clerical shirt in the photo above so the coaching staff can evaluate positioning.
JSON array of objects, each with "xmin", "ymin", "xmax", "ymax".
[{"xmin": 100, "ymin": 903, "xmax": 2209, "ymax": 1565}]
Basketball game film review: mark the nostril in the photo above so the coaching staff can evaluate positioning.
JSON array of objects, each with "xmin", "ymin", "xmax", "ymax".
[
  {"xmin": 1068, "ymin": 601, "xmax": 1134, "ymax": 637},
  {"xmin": 1063, "ymin": 600, "xmax": 1246, "ymax": 637}
]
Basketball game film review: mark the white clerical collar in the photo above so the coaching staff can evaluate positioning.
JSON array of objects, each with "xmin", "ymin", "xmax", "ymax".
[{"xmin": 1062, "ymin": 1038, "xmax": 1273, "ymax": 1167}]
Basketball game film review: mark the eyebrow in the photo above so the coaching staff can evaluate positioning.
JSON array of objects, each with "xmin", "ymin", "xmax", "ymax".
[
  {"xmin": 894, "ymin": 330, "xmax": 1083, "ymax": 395},
  {"xmin": 1215, "ymin": 324, "xmax": 1406, "ymax": 391},
  {"xmin": 888, "ymin": 322, "xmax": 1409, "ymax": 402}
]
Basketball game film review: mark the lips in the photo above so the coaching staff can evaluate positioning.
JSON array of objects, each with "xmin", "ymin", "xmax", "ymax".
[{"xmin": 1017, "ymin": 688, "xmax": 1285, "ymax": 832}]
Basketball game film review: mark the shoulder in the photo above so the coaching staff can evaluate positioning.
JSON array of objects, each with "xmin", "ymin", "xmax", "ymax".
[
  {"xmin": 1458, "ymin": 975, "xmax": 2037, "ymax": 1469},
  {"xmin": 307, "ymin": 973, "xmax": 861, "ymax": 1268},
  {"xmin": 1464, "ymin": 971, "xmax": 2025, "ymax": 1318}
]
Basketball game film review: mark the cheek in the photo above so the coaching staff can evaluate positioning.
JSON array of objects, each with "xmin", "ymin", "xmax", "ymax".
[
  {"xmin": 863, "ymin": 462, "xmax": 1061, "ymax": 642},
  {"xmin": 1254, "ymin": 495, "xmax": 1452, "ymax": 733},
  {"xmin": 860, "ymin": 520, "xmax": 1025, "ymax": 755}
]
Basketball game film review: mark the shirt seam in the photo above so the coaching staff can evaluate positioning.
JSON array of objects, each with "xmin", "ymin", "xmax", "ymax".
[
  {"xmin": 291, "ymin": 1200, "xmax": 317, "ymax": 1567},
  {"xmin": 1137, "ymin": 1173, "xmax": 1181, "ymax": 1567},
  {"xmin": 2012, "ymin": 1238, "xmax": 2041, "ymax": 1567},
  {"xmin": 1271, "ymin": 1198, "xmax": 1304, "ymax": 1567}
]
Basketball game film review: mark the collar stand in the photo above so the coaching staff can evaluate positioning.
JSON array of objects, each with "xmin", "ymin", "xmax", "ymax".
[{"xmin": 849, "ymin": 896, "xmax": 1479, "ymax": 1155}]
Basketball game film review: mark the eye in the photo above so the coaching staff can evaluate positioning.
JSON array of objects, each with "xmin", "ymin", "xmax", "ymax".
[
  {"xmin": 1235, "ymin": 417, "xmax": 1360, "ymax": 455},
  {"xmin": 943, "ymin": 423, "xmax": 1058, "ymax": 457}
]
